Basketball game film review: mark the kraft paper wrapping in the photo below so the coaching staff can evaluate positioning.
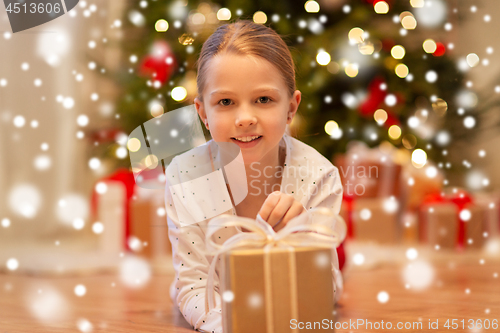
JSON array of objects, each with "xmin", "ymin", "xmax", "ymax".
[
  {"xmin": 352, "ymin": 198, "xmax": 399, "ymax": 244},
  {"xmin": 419, "ymin": 203, "xmax": 485, "ymax": 249},
  {"xmin": 334, "ymin": 149, "xmax": 402, "ymax": 199},
  {"xmin": 473, "ymin": 193, "xmax": 500, "ymax": 238},
  {"xmin": 129, "ymin": 186, "xmax": 172, "ymax": 258},
  {"xmin": 401, "ymin": 212, "xmax": 419, "ymax": 245},
  {"xmin": 203, "ymin": 207, "xmax": 346, "ymax": 333},
  {"xmin": 221, "ymin": 246, "xmax": 335, "ymax": 333}
]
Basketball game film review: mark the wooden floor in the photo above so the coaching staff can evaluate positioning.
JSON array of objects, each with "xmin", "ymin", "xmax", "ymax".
[{"xmin": 1, "ymin": 246, "xmax": 499, "ymax": 333}]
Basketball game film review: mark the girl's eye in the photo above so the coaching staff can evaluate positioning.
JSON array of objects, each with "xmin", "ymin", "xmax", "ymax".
[
  {"xmin": 258, "ymin": 96, "xmax": 272, "ymax": 104},
  {"xmin": 218, "ymin": 99, "xmax": 233, "ymax": 106}
]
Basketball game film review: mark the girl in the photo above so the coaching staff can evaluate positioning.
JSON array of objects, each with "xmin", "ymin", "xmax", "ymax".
[{"xmin": 165, "ymin": 20, "xmax": 343, "ymax": 333}]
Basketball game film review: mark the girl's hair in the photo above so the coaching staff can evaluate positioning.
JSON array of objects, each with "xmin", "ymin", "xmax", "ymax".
[{"xmin": 194, "ymin": 20, "xmax": 296, "ymax": 101}]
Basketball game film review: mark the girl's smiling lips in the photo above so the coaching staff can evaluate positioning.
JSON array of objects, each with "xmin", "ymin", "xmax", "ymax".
[
  {"xmin": 230, "ymin": 135, "xmax": 263, "ymax": 148},
  {"xmin": 231, "ymin": 133, "xmax": 262, "ymax": 139}
]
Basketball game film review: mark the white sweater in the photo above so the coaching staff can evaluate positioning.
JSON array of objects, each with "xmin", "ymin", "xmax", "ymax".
[{"xmin": 164, "ymin": 133, "xmax": 343, "ymax": 333}]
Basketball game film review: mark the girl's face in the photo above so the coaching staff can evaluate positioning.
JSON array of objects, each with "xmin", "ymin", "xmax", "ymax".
[{"xmin": 194, "ymin": 53, "xmax": 301, "ymax": 165}]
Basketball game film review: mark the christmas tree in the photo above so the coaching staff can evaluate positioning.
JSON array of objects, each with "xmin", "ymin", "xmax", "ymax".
[{"xmin": 102, "ymin": 0, "xmax": 471, "ymax": 174}]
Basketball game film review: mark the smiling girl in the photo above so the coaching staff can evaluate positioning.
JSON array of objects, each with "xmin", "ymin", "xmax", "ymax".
[{"xmin": 165, "ymin": 20, "xmax": 344, "ymax": 333}]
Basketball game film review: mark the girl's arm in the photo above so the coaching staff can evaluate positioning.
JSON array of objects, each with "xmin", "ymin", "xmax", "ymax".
[
  {"xmin": 305, "ymin": 164, "xmax": 344, "ymax": 302},
  {"xmin": 165, "ymin": 160, "xmax": 223, "ymax": 333}
]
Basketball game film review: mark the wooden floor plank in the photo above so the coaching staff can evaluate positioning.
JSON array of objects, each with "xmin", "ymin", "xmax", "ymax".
[{"xmin": 1, "ymin": 247, "xmax": 499, "ymax": 332}]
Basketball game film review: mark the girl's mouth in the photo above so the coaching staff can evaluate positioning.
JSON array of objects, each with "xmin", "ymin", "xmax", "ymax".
[{"xmin": 230, "ymin": 136, "xmax": 263, "ymax": 148}]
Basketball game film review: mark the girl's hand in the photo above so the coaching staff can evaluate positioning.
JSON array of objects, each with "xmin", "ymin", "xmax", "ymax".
[{"xmin": 258, "ymin": 191, "xmax": 307, "ymax": 232}]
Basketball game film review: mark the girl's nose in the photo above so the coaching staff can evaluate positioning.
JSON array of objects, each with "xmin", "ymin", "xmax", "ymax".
[{"xmin": 234, "ymin": 107, "xmax": 257, "ymax": 127}]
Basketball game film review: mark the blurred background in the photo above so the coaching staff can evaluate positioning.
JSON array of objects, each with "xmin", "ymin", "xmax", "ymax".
[{"xmin": 1, "ymin": 0, "xmax": 500, "ymax": 273}]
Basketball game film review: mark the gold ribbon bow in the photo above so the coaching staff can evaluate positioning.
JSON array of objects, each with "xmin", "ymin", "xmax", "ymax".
[{"xmin": 204, "ymin": 207, "xmax": 347, "ymax": 319}]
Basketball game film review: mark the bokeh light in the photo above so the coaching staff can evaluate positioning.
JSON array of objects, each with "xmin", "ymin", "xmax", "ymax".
[
  {"xmin": 400, "ymin": 12, "xmax": 417, "ymax": 29},
  {"xmin": 77, "ymin": 318, "xmax": 93, "ymax": 333},
  {"xmin": 345, "ymin": 63, "xmax": 359, "ymax": 77},
  {"xmin": 116, "ymin": 147, "xmax": 128, "ymax": 159},
  {"xmin": 1, "ymin": 218, "xmax": 11, "ymax": 228},
  {"xmin": 407, "ymin": 116, "xmax": 420, "ymax": 129},
  {"xmin": 395, "ymin": 64, "xmax": 409, "ymax": 78},
  {"xmin": 324, "ymin": 120, "xmax": 339, "ymax": 135},
  {"xmin": 6, "ymin": 258, "xmax": 19, "ymax": 270},
  {"xmin": 92, "ymin": 222, "xmax": 104, "ymax": 234},
  {"xmin": 316, "ymin": 50, "xmax": 331, "ymax": 66},
  {"xmin": 74, "ymin": 284, "xmax": 87, "ymax": 297},
  {"xmin": 8, "ymin": 184, "xmax": 42, "ymax": 218},
  {"xmin": 432, "ymin": 98, "xmax": 448, "ymax": 116},
  {"xmin": 412, "ymin": 149, "xmax": 427, "ymax": 168},
  {"xmin": 435, "ymin": 130, "xmax": 451, "ymax": 146},
  {"xmin": 149, "ymin": 101, "xmax": 164, "ymax": 117},
  {"xmin": 423, "ymin": 39, "xmax": 437, "ymax": 53},
  {"xmin": 403, "ymin": 134, "xmax": 417, "ymax": 149},
  {"xmin": 406, "ymin": 248, "xmax": 418, "ymax": 260},
  {"xmin": 410, "ymin": 0, "xmax": 425, "ymax": 8},
  {"xmin": 358, "ymin": 42, "xmax": 375, "ymax": 55},
  {"xmin": 155, "ymin": 19, "xmax": 169, "ymax": 32},
  {"xmin": 466, "ymin": 53, "xmax": 480, "ymax": 67},
  {"xmin": 425, "ymin": 70, "xmax": 438, "ymax": 83},
  {"xmin": 425, "ymin": 166, "xmax": 438, "ymax": 178},
  {"xmin": 56, "ymin": 194, "xmax": 89, "ymax": 225},
  {"xmin": 383, "ymin": 196, "xmax": 398, "ymax": 213},
  {"xmin": 223, "ymin": 290, "xmax": 235, "ymax": 303},
  {"xmin": 377, "ymin": 291, "xmax": 389, "ymax": 303},
  {"xmin": 464, "ymin": 116, "xmax": 476, "ymax": 129},
  {"xmin": 144, "ymin": 154, "xmax": 159, "ymax": 169},
  {"xmin": 360, "ymin": 208, "xmax": 372, "ymax": 220},
  {"xmin": 353, "ymin": 253, "xmax": 365, "ymax": 266},
  {"xmin": 25, "ymin": 285, "xmax": 70, "ymax": 323},
  {"xmin": 171, "ymin": 86, "xmax": 187, "ymax": 101},
  {"xmin": 13, "ymin": 115, "xmax": 25, "ymax": 127},
  {"xmin": 34, "ymin": 155, "xmax": 52, "ymax": 171},
  {"xmin": 253, "ymin": 11, "xmax": 267, "ymax": 24},
  {"xmin": 385, "ymin": 94, "xmax": 397, "ymax": 106},
  {"xmin": 374, "ymin": 1, "xmax": 389, "ymax": 14},
  {"xmin": 388, "ymin": 125, "xmax": 401, "ymax": 139},
  {"xmin": 330, "ymin": 127, "xmax": 343, "ymax": 139},
  {"xmin": 119, "ymin": 255, "xmax": 152, "ymax": 288},
  {"xmin": 374, "ymin": 109, "xmax": 388, "ymax": 124},
  {"xmin": 391, "ymin": 45, "xmax": 405, "ymax": 59},
  {"xmin": 402, "ymin": 261, "xmax": 434, "ymax": 290},
  {"xmin": 305, "ymin": 1, "xmax": 320, "ymax": 13},
  {"xmin": 348, "ymin": 27, "xmax": 364, "ymax": 44},
  {"xmin": 127, "ymin": 138, "xmax": 141, "ymax": 152},
  {"xmin": 88, "ymin": 157, "xmax": 101, "ymax": 170},
  {"xmin": 191, "ymin": 13, "xmax": 205, "ymax": 25},
  {"xmin": 217, "ymin": 8, "xmax": 231, "ymax": 20}
]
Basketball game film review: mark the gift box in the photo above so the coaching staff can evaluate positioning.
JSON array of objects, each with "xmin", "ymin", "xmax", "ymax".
[
  {"xmin": 419, "ymin": 189, "xmax": 486, "ymax": 249},
  {"xmin": 334, "ymin": 141, "xmax": 403, "ymax": 199},
  {"xmin": 334, "ymin": 142, "xmax": 405, "ymax": 240},
  {"xmin": 419, "ymin": 203, "xmax": 485, "ymax": 249},
  {"xmin": 220, "ymin": 246, "xmax": 335, "ymax": 333},
  {"xmin": 473, "ymin": 192, "xmax": 500, "ymax": 238},
  {"xmin": 350, "ymin": 197, "xmax": 400, "ymax": 244},
  {"xmin": 91, "ymin": 169, "xmax": 136, "ymax": 251},
  {"xmin": 400, "ymin": 211, "xmax": 419, "ymax": 245},
  {"xmin": 342, "ymin": 193, "xmax": 403, "ymax": 241},
  {"xmin": 400, "ymin": 161, "xmax": 444, "ymax": 212},
  {"xmin": 204, "ymin": 208, "xmax": 346, "ymax": 333},
  {"xmin": 95, "ymin": 181, "xmax": 127, "ymax": 255},
  {"xmin": 129, "ymin": 186, "xmax": 172, "ymax": 258}
]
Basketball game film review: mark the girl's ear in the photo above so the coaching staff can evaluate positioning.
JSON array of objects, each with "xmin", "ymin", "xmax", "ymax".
[
  {"xmin": 194, "ymin": 97, "xmax": 209, "ymax": 130},
  {"xmin": 287, "ymin": 90, "xmax": 302, "ymax": 124}
]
